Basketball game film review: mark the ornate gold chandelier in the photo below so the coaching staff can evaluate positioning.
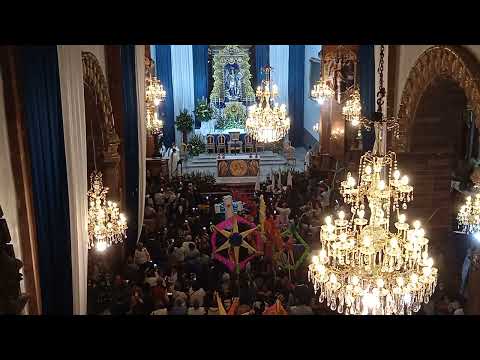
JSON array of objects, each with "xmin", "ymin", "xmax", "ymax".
[
  {"xmin": 145, "ymin": 57, "xmax": 166, "ymax": 135},
  {"xmin": 457, "ymin": 168, "xmax": 480, "ymax": 234},
  {"xmin": 246, "ymin": 66, "xmax": 290, "ymax": 143},
  {"xmin": 342, "ymin": 88, "xmax": 362, "ymax": 126},
  {"xmin": 458, "ymin": 190, "xmax": 480, "ymax": 234},
  {"xmin": 87, "ymin": 171, "xmax": 127, "ymax": 252},
  {"xmin": 308, "ymin": 46, "xmax": 437, "ymax": 315},
  {"xmin": 311, "ymin": 79, "xmax": 335, "ymax": 105}
]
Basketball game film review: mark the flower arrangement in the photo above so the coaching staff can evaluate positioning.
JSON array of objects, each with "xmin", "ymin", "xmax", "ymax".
[
  {"xmin": 194, "ymin": 98, "xmax": 213, "ymax": 123},
  {"xmin": 216, "ymin": 102, "xmax": 247, "ymax": 130},
  {"xmin": 188, "ymin": 134, "xmax": 206, "ymax": 157},
  {"xmin": 175, "ymin": 109, "xmax": 194, "ymax": 143}
]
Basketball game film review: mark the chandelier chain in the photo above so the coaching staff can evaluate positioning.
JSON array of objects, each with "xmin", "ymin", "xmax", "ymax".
[{"xmin": 376, "ymin": 45, "xmax": 386, "ymax": 114}]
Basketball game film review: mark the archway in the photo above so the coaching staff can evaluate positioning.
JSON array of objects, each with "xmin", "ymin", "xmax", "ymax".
[
  {"xmin": 82, "ymin": 51, "xmax": 122, "ymax": 200},
  {"xmin": 395, "ymin": 45, "xmax": 480, "ymax": 152},
  {"xmin": 395, "ymin": 46, "xmax": 480, "ymax": 310}
]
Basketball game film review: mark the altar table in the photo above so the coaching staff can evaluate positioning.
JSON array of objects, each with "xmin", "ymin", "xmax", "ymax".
[{"xmin": 217, "ymin": 154, "xmax": 260, "ymax": 177}]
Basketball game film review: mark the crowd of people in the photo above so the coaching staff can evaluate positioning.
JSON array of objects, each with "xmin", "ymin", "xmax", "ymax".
[
  {"xmin": 87, "ymin": 166, "xmax": 466, "ymax": 315},
  {"xmin": 88, "ymin": 169, "xmax": 339, "ymax": 315}
]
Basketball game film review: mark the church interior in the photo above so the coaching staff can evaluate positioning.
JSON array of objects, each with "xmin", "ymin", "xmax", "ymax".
[{"xmin": 1, "ymin": 44, "xmax": 479, "ymax": 316}]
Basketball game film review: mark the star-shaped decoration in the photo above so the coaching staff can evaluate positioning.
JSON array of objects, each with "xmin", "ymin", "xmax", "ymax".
[{"xmin": 211, "ymin": 215, "xmax": 259, "ymax": 271}]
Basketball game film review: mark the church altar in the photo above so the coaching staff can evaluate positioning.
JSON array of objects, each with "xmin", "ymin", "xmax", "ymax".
[
  {"xmin": 217, "ymin": 154, "xmax": 260, "ymax": 177},
  {"xmin": 197, "ymin": 45, "xmax": 254, "ymax": 138}
]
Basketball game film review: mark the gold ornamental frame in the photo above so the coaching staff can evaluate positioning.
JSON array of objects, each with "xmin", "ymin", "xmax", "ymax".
[
  {"xmin": 82, "ymin": 51, "xmax": 120, "ymax": 153},
  {"xmin": 82, "ymin": 51, "xmax": 122, "ymax": 199},
  {"xmin": 395, "ymin": 45, "xmax": 480, "ymax": 152}
]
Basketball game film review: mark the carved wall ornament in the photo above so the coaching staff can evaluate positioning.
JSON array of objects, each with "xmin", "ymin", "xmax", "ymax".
[
  {"xmin": 82, "ymin": 51, "xmax": 122, "ymax": 198},
  {"xmin": 82, "ymin": 52, "xmax": 120, "ymax": 151},
  {"xmin": 395, "ymin": 45, "xmax": 480, "ymax": 152}
]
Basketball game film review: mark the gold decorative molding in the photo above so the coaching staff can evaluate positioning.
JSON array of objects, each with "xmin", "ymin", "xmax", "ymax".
[
  {"xmin": 81, "ymin": 51, "xmax": 120, "ymax": 150},
  {"xmin": 395, "ymin": 45, "xmax": 480, "ymax": 152},
  {"xmin": 82, "ymin": 51, "xmax": 121, "ymax": 199}
]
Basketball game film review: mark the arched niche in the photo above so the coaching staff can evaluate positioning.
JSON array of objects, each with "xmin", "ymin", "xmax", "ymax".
[
  {"xmin": 395, "ymin": 45, "xmax": 480, "ymax": 152},
  {"xmin": 82, "ymin": 51, "xmax": 122, "ymax": 200}
]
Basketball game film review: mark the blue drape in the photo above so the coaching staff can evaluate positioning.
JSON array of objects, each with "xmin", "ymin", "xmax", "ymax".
[
  {"xmin": 155, "ymin": 45, "xmax": 175, "ymax": 147},
  {"xmin": 359, "ymin": 45, "xmax": 376, "ymax": 151},
  {"xmin": 121, "ymin": 45, "xmax": 140, "ymax": 254},
  {"xmin": 192, "ymin": 45, "xmax": 209, "ymax": 129},
  {"xmin": 288, "ymin": 45, "xmax": 305, "ymax": 147},
  {"xmin": 20, "ymin": 46, "xmax": 73, "ymax": 315},
  {"xmin": 255, "ymin": 45, "xmax": 270, "ymax": 85}
]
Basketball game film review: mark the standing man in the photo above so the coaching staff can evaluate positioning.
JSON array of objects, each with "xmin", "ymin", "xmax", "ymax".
[{"xmin": 304, "ymin": 145, "xmax": 312, "ymax": 172}]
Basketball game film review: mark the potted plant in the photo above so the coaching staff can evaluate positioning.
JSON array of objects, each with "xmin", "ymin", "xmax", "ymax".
[
  {"xmin": 194, "ymin": 98, "xmax": 213, "ymax": 123},
  {"xmin": 175, "ymin": 109, "xmax": 194, "ymax": 144},
  {"xmin": 188, "ymin": 134, "xmax": 206, "ymax": 157}
]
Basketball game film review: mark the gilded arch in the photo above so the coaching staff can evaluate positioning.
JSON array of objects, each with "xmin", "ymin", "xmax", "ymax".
[
  {"xmin": 394, "ymin": 45, "xmax": 480, "ymax": 152},
  {"xmin": 81, "ymin": 51, "xmax": 122, "ymax": 198}
]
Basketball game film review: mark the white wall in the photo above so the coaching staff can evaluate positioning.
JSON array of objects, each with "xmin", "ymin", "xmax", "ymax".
[
  {"xmin": 304, "ymin": 45, "xmax": 321, "ymax": 142},
  {"xmin": 0, "ymin": 70, "xmax": 26, "ymax": 304}
]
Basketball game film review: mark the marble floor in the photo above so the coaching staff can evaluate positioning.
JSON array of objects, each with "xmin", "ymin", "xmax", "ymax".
[{"xmin": 183, "ymin": 147, "xmax": 307, "ymax": 182}]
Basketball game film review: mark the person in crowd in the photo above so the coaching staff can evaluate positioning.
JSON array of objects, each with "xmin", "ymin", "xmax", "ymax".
[
  {"xmin": 129, "ymin": 286, "xmax": 146, "ymax": 315},
  {"xmin": 151, "ymin": 304, "xmax": 168, "ymax": 315},
  {"xmin": 134, "ymin": 242, "xmax": 151, "ymax": 269},
  {"xmin": 288, "ymin": 285, "xmax": 314, "ymax": 315},
  {"xmin": 189, "ymin": 281, "xmax": 207, "ymax": 307},
  {"xmin": 144, "ymin": 198, "xmax": 156, "ymax": 219},
  {"xmin": 110, "ymin": 275, "xmax": 131, "ymax": 315},
  {"xmin": 187, "ymin": 299, "xmax": 206, "ymax": 315},
  {"xmin": 169, "ymin": 298, "xmax": 187, "ymax": 315}
]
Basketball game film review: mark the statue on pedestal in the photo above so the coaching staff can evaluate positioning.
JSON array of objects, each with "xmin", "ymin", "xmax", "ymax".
[{"xmin": 209, "ymin": 45, "xmax": 255, "ymax": 131}]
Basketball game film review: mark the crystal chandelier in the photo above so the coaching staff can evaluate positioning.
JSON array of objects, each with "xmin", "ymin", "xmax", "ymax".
[
  {"xmin": 457, "ymin": 167, "xmax": 480, "ymax": 234},
  {"xmin": 458, "ymin": 189, "xmax": 480, "ymax": 234},
  {"xmin": 145, "ymin": 57, "xmax": 166, "ymax": 135},
  {"xmin": 246, "ymin": 66, "xmax": 290, "ymax": 143},
  {"xmin": 342, "ymin": 88, "xmax": 362, "ymax": 126},
  {"xmin": 87, "ymin": 171, "xmax": 127, "ymax": 252},
  {"xmin": 145, "ymin": 107, "xmax": 164, "ymax": 135},
  {"xmin": 308, "ymin": 45, "xmax": 438, "ymax": 315},
  {"xmin": 311, "ymin": 79, "xmax": 335, "ymax": 105}
]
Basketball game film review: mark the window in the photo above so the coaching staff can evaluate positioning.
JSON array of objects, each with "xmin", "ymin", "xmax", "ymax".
[{"xmin": 309, "ymin": 57, "xmax": 321, "ymax": 101}]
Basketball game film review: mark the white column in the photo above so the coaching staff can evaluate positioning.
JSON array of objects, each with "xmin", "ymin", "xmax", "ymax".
[
  {"xmin": 171, "ymin": 45, "xmax": 195, "ymax": 145},
  {"xmin": 57, "ymin": 45, "xmax": 88, "ymax": 315},
  {"xmin": 135, "ymin": 45, "xmax": 146, "ymax": 242},
  {"xmin": 269, "ymin": 45, "xmax": 289, "ymax": 108}
]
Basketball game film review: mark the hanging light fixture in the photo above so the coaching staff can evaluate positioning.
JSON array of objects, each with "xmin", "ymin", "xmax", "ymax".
[
  {"xmin": 245, "ymin": 66, "xmax": 290, "ymax": 143},
  {"xmin": 308, "ymin": 45, "xmax": 438, "ymax": 315},
  {"xmin": 145, "ymin": 107, "xmax": 164, "ymax": 135},
  {"xmin": 145, "ymin": 57, "xmax": 166, "ymax": 135},
  {"xmin": 87, "ymin": 172, "xmax": 127, "ymax": 252},
  {"xmin": 311, "ymin": 79, "xmax": 335, "ymax": 105},
  {"xmin": 342, "ymin": 88, "xmax": 362, "ymax": 126},
  {"xmin": 86, "ymin": 103, "xmax": 127, "ymax": 252},
  {"xmin": 457, "ymin": 169, "xmax": 480, "ymax": 234}
]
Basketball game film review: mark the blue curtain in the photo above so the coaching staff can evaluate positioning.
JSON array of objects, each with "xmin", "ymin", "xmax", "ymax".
[
  {"xmin": 288, "ymin": 45, "xmax": 305, "ymax": 147},
  {"xmin": 155, "ymin": 45, "xmax": 175, "ymax": 147},
  {"xmin": 121, "ymin": 45, "xmax": 140, "ymax": 254},
  {"xmin": 20, "ymin": 46, "xmax": 73, "ymax": 315},
  {"xmin": 192, "ymin": 45, "xmax": 209, "ymax": 129},
  {"xmin": 359, "ymin": 45, "xmax": 376, "ymax": 151},
  {"xmin": 255, "ymin": 45, "xmax": 270, "ymax": 85}
]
